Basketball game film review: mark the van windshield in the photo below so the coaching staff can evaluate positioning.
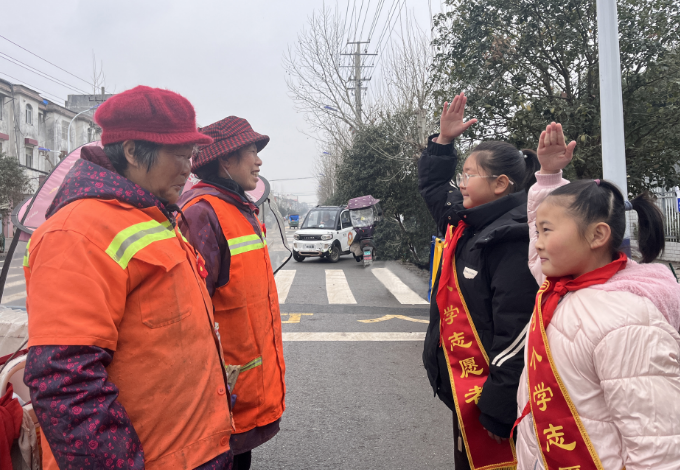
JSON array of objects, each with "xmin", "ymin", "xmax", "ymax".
[{"xmin": 302, "ymin": 209, "xmax": 339, "ymax": 229}]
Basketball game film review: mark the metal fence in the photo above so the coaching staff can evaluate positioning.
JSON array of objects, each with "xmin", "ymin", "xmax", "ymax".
[{"xmin": 647, "ymin": 189, "xmax": 680, "ymax": 242}]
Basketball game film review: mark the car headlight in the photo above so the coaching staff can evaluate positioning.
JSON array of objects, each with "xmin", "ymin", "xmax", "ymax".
[
  {"xmin": 294, "ymin": 234, "xmax": 300, "ymax": 240},
  {"xmin": 321, "ymin": 234, "xmax": 332, "ymax": 240}
]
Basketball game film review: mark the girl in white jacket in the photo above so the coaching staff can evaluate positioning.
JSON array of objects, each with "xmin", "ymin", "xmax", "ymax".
[{"xmin": 515, "ymin": 122, "xmax": 680, "ymax": 469}]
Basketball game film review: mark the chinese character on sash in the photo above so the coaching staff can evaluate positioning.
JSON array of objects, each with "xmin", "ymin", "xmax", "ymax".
[
  {"xmin": 543, "ymin": 424, "xmax": 576, "ymax": 452},
  {"xmin": 443, "ymin": 306, "xmax": 459, "ymax": 325},
  {"xmin": 449, "ymin": 332, "xmax": 472, "ymax": 349},
  {"xmin": 459, "ymin": 357, "xmax": 483, "ymax": 378},
  {"xmin": 464, "ymin": 385, "xmax": 483, "ymax": 404},
  {"xmin": 533, "ymin": 382, "xmax": 553, "ymax": 411},
  {"xmin": 530, "ymin": 348, "xmax": 543, "ymax": 370}
]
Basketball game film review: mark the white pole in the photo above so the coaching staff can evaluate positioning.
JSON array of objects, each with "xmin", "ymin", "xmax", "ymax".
[
  {"xmin": 596, "ymin": 0, "xmax": 631, "ymax": 246},
  {"xmin": 67, "ymin": 105, "xmax": 98, "ymax": 153}
]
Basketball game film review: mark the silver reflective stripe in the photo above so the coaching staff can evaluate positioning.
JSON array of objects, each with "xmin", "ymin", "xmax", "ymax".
[
  {"xmin": 114, "ymin": 223, "xmax": 172, "ymax": 261},
  {"xmin": 229, "ymin": 238, "xmax": 263, "ymax": 251}
]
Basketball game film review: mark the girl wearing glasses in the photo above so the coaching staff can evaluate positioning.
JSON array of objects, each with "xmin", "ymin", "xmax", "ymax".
[{"xmin": 419, "ymin": 92, "xmax": 540, "ymax": 469}]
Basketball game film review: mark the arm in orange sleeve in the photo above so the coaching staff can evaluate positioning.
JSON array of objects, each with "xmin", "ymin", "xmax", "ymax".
[
  {"xmin": 24, "ymin": 229, "xmax": 145, "ymax": 467},
  {"xmin": 26, "ymin": 229, "xmax": 128, "ymax": 350}
]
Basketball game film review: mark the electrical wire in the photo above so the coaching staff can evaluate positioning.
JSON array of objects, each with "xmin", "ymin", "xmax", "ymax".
[
  {"xmin": 0, "ymin": 53, "xmax": 90, "ymax": 95},
  {"xmin": 356, "ymin": 0, "xmax": 367, "ymax": 41},
  {"xmin": 0, "ymin": 70, "xmax": 67, "ymax": 103},
  {"xmin": 367, "ymin": 0, "xmax": 386, "ymax": 40},
  {"xmin": 0, "ymin": 34, "xmax": 95, "ymax": 87}
]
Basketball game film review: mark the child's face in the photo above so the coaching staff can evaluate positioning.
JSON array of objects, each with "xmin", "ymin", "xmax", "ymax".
[
  {"xmin": 460, "ymin": 153, "xmax": 501, "ymax": 209},
  {"xmin": 535, "ymin": 199, "xmax": 595, "ymax": 278}
]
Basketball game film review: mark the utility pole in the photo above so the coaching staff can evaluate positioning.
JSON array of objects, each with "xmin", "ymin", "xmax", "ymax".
[
  {"xmin": 596, "ymin": 0, "xmax": 630, "ymax": 250},
  {"xmin": 342, "ymin": 42, "xmax": 376, "ymax": 125}
]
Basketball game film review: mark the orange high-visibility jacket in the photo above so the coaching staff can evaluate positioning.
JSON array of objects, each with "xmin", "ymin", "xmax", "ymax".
[
  {"xmin": 25, "ymin": 198, "xmax": 233, "ymax": 470},
  {"xmin": 182, "ymin": 194, "xmax": 286, "ymax": 434}
]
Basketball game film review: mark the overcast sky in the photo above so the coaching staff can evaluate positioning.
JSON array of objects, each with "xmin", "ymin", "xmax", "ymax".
[{"xmin": 2, "ymin": 0, "xmax": 441, "ymax": 203}]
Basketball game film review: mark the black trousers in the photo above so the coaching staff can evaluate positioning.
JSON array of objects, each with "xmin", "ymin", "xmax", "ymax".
[
  {"xmin": 453, "ymin": 413, "xmax": 472, "ymax": 470},
  {"xmin": 232, "ymin": 450, "xmax": 252, "ymax": 470}
]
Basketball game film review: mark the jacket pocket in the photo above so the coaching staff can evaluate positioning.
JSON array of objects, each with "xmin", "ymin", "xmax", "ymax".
[{"xmin": 132, "ymin": 248, "xmax": 194, "ymax": 328}]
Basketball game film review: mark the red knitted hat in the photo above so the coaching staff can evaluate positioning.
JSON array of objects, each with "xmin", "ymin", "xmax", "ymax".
[
  {"xmin": 191, "ymin": 116, "xmax": 269, "ymax": 172},
  {"xmin": 94, "ymin": 85, "xmax": 213, "ymax": 146}
]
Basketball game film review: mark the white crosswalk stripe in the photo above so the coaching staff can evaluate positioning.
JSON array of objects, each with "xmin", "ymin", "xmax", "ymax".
[
  {"xmin": 325, "ymin": 269, "xmax": 357, "ymax": 304},
  {"xmin": 3, "ymin": 280, "xmax": 25, "ymax": 289},
  {"xmin": 274, "ymin": 270, "xmax": 296, "ymax": 304},
  {"xmin": 371, "ymin": 268, "xmax": 429, "ymax": 305},
  {"xmin": 1, "ymin": 292, "xmax": 26, "ymax": 304}
]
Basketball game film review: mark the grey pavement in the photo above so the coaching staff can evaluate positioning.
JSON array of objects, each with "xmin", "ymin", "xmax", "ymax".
[
  {"xmin": 0, "ymin": 240, "xmax": 27, "ymax": 308},
  {"xmin": 256, "ymin": 228, "xmax": 453, "ymax": 469},
  {"xmin": 0, "ymin": 231, "xmax": 456, "ymax": 468}
]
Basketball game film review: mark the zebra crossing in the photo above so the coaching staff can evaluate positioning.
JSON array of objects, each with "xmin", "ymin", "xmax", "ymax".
[
  {"xmin": 275, "ymin": 267, "xmax": 428, "ymax": 305},
  {"xmin": 1, "ymin": 264, "xmax": 26, "ymax": 306}
]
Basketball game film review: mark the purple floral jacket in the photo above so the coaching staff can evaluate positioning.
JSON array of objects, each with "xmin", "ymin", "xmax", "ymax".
[{"xmin": 25, "ymin": 147, "xmax": 232, "ymax": 469}]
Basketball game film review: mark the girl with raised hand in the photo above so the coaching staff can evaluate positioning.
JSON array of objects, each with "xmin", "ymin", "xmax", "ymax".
[
  {"xmin": 515, "ymin": 122, "xmax": 680, "ymax": 469},
  {"xmin": 419, "ymin": 93, "xmax": 540, "ymax": 470}
]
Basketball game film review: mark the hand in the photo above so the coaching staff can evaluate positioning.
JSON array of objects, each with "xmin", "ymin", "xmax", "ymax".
[
  {"xmin": 436, "ymin": 92, "xmax": 478, "ymax": 145},
  {"xmin": 487, "ymin": 430, "xmax": 507, "ymax": 444},
  {"xmin": 537, "ymin": 122, "xmax": 576, "ymax": 174}
]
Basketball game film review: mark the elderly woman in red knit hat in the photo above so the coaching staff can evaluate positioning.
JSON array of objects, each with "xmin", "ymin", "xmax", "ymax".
[
  {"xmin": 178, "ymin": 117, "xmax": 286, "ymax": 470},
  {"xmin": 23, "ymin": 86, "xmax": 234, "ymax": 470}
]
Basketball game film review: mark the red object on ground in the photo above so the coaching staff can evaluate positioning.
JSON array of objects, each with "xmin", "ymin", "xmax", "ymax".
[{"xmin": 0, "ymin": 383, "xmax": 23, "ymax": 469}]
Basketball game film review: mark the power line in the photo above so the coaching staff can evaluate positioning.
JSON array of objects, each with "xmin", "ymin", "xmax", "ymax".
[
  {"xmin": 359, "ymin": 0, "xmax": 373, "ymax": 42},
  {"xmin": 0, "ymin": 52, "xmax": 90, "ymax": 95},
  {"xmin": 373, "ymin": 0, "xmax": 405, "ymax": 68},
  {"xmin": 0, "ymin": 70, "xmax": 67, "ymax": 103},
  {"xmin": 367, "ymin": 0, "xmax": 386, "ymax": 40},
  {"xmin": 356, "ymin": 0, "xmax": 367, "ymax": 40},
  {"xmin": 0, "ymin": 34, "xmax": 95, "ymax": 87}
]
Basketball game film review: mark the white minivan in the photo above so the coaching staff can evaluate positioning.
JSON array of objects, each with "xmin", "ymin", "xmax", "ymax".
[{"xmin": 292, "ymin": 206, "xmax": 355, "ymax": 262}]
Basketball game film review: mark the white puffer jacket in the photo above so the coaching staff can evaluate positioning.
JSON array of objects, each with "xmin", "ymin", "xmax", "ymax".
[{"xmin": 516, "ymin": 172, "xmax": 680, "ymax": 470}]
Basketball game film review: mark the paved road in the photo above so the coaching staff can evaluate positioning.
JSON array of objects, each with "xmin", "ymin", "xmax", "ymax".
[
  {"xmin": 1, "ymin": 231, "xmax": 455, "ymax": 468},
  {"xmin": 0, "ymin": 240, "xmax": 28, "ymax": 307},
  {"xmin": 256, "ymin": 228, "xmax": 453, "ymax": 469}
]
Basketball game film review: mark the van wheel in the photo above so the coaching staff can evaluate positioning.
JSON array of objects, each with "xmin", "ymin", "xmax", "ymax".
[
  {"xmin": 328, "ymin": 244, "xmax": 340, "ymax": 263},
  {"xmin": 293, "ymin": 252, "xmax": 305, "ymax": 262}
]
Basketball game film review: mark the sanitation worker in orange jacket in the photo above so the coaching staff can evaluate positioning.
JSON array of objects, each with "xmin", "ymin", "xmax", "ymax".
[
  {"xmin": 178, "ymin": 117, "xmax": 286, "ymax": 470},
  {"xmin": 23, "ymin": 86, "xmax": 235, "ymax": 470}
]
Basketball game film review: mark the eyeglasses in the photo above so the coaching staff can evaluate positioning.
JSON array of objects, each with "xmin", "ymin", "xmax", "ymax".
[{"xmin": 455, "ymin": 172, "xmax": 515, "ymax": 187}]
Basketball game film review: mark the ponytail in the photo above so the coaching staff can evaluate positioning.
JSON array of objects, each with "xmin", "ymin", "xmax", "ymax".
[
  {"xmin": 549, "ymin": 180, "xmax": 665, "ymax": 263},
  {"xmin": 520, "ymin": 149, "xmax": 540, "ymax": 192},
  {"xmin": 472, "ymin": 142, "xmax": 539, "ymax": 193},
  {"xmin": 631, "ymin": 192, "xmax": 665, "ymax": 263}
]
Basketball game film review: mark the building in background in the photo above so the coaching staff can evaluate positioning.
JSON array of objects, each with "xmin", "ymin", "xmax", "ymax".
[{"xmin": 0, "ymin": 79, "xmax": 113, "ymax": 239}]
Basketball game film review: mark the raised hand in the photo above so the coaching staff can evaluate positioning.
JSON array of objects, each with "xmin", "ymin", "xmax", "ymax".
[
  {"xmin": 436, "ymin": 92, "xmax": 478, "ymax": 145},
  {"xmin": 537, "ymin": 122, "xmax": 576, "ymax": 174}
]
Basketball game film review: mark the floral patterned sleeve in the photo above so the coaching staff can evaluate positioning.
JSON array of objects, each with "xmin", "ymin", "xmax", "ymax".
[{"xmin": 23, "ymin": 345, "xmax": 145, "ymax": 469}]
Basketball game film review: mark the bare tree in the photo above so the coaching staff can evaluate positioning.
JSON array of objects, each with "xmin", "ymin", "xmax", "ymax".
[
  {"xmin": 91, "ymin": 52, "xmax": 106, "ymax": 96},
  {"xmin": 286, "ymin": 4, "xmax": 436, "ymax": 203}
]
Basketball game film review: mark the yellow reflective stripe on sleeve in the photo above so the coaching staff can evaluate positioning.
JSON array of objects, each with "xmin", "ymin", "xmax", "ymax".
[
  {"xmin": 105, "ymin": 219, "xmax": 175, "ymax": 269},
  {"xmin": 22, "ymin": 239, "xmax": 31, "ymax": 268},
  {"xmin": 227, "ymin": 233, "xmax": 266, "ymax": 256},
  {"xmin": 240, "ymin": 356, "xmax": 262, "ymax": 372}
]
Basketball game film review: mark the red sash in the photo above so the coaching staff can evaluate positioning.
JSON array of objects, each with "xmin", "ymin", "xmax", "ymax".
[
  {"xmin": 437, "ymin": 222, "xmax": 517, "ymax": 470},
  {"xmin": 523, "ymin": 253, "xmax": 627, "ymax": 470}
]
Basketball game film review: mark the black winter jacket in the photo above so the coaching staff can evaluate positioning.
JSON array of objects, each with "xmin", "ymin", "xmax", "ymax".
[{"xmin": 419, "ymin": 135, "xmax": 538, "ymax": 438}]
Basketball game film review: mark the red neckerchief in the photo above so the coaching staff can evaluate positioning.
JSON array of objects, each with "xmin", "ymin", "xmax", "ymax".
[{"xmin": 513, "ymin": 253, "xmax": 627, "ymax": 470}]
